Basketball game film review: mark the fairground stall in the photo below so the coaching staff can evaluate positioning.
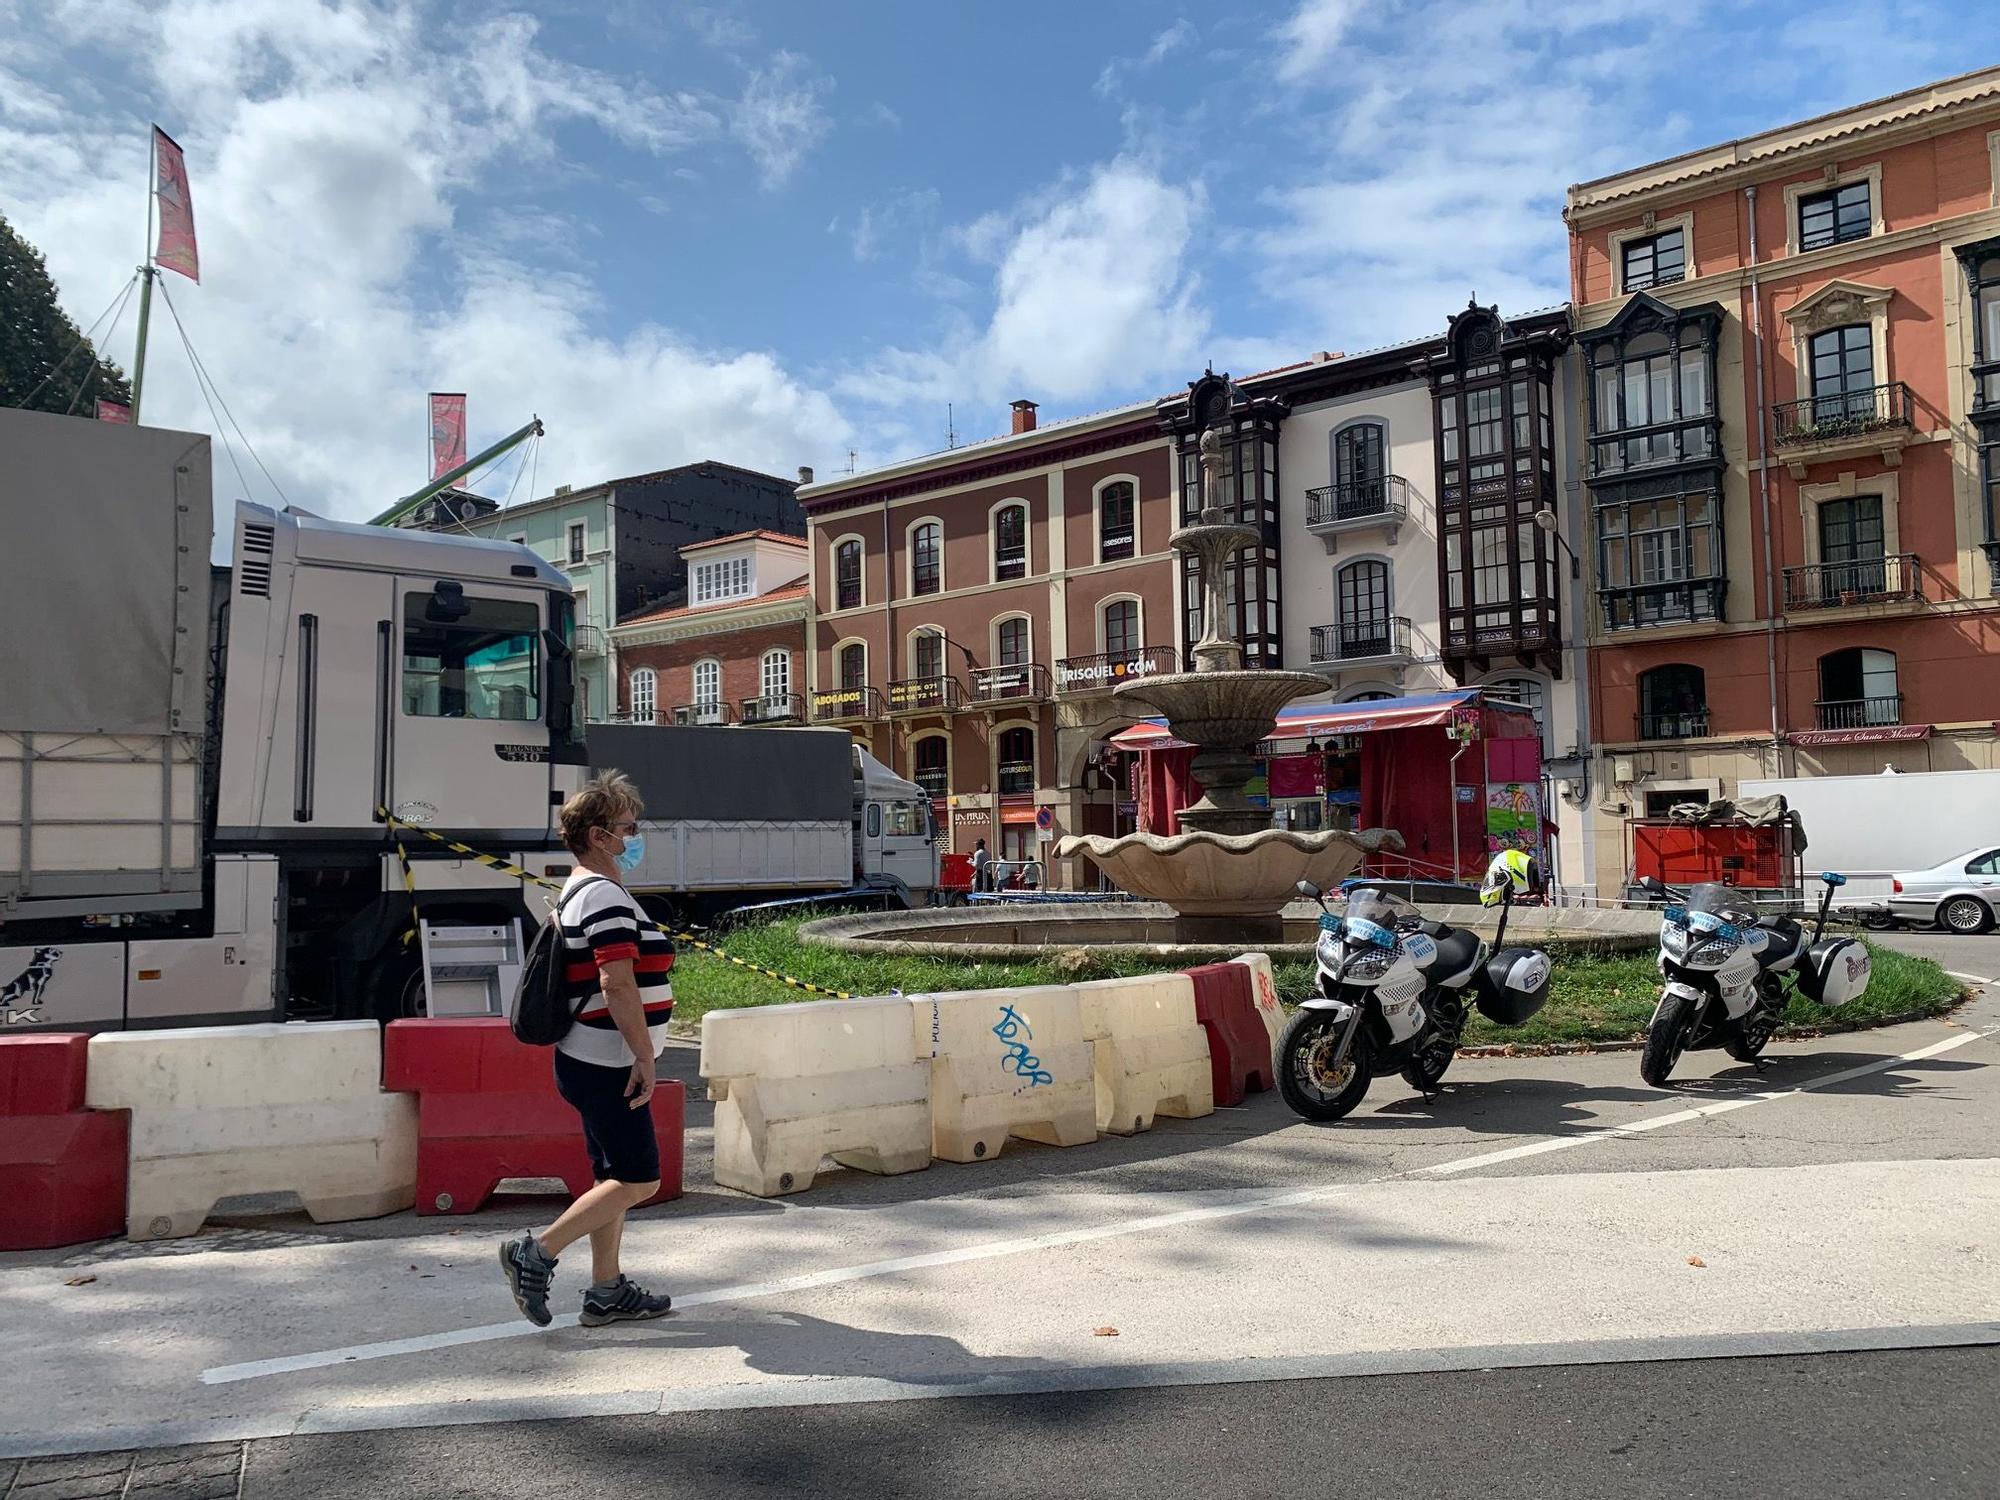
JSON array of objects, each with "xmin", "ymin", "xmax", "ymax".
[{"xmin": 1110, "ymin": 688, "xmax": 1549, "ymax": 884}]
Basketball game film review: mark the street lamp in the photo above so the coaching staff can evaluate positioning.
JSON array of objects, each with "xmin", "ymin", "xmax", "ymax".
[{"xmin": 1533, "ymin": 508, "xmax": 1581, "ymax": 581}]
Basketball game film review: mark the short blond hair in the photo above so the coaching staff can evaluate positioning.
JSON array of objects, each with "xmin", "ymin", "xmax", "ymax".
[{"xmin": 560, "ymin": 770, "xmax": 644, "ymax": 858}]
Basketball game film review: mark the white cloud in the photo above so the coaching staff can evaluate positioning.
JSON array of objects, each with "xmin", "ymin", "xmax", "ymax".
[
  {"xmin": 1095, "ymin": 19, "xmax": 1196, "ymax": 97},
  {"xmin": 732, "ymin": 51, "xmax": 834, "ymax": 190},
  {"xmin": 1274, "ymin": 0, "xmax": 1362, "ymax": 84},
  {"xmin": 848, "ymin": 188, "xmax": 939, "ymax": 262},
  {"xmin": 0, "ymin": 0, "xmax": 851, "ymax": 527}
]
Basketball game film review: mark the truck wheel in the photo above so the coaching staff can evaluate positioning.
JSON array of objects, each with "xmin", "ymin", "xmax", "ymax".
[
  {"xmin": 368, "ymin": 950, "xmax": 427, "ymax": 1022},
  {"xmin": 1939, "ymin": 896, "xmax": 1992, "ymax": 935}
]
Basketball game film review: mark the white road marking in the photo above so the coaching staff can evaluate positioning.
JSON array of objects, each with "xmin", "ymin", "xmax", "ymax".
[
  {"xmin": 202, "ymin": 1023, "xmax": 1997, "ymax": 1387},
  {"xmin": 1945, "ymin": 970, "xmax": 1996, "ymax": 986}
]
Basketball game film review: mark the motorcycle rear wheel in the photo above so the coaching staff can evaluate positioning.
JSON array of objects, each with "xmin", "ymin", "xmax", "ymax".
[
  {"xmin": 1278, "ymin": 1009, "xmax": 1375, "ymax": 1122},
  {"xmin": 1640, "ymin": 991, "xmax": 1694, "ymax": 1088}
]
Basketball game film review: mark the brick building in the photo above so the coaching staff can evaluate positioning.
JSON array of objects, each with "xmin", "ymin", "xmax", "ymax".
[
  {"xmin": 610, "ymin": 530, "xmax": 809, "ymax": 727},
  {"xmin": 1565, "ymin": 66, "xmax": 2000, "ymax": 894},
  {"xmin": 797, "ymin": 401, "xmax": 1180, "ymax": 875}
]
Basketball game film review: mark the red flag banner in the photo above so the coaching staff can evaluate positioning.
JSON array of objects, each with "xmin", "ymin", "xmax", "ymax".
[
  {"xmin": 152, "ymin": 126, "xmax": 199, "ymax": 282},
  {"xmin": 96, "ymin": 399, "xmax": 133, "ymax": 424},
  {"xmin": 430, "ymin": 393, "xmax": 467, "ymax": 479}
]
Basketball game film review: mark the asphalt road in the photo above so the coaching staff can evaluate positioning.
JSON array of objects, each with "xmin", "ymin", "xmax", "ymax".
[{"xmin": 10, "ymin": 1346, "xmax": 1992, "ymax": 1499}]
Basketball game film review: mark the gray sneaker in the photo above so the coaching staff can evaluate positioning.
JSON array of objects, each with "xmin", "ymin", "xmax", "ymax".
[
  {"xmin": 580, "ymin": 1275, "xmax": 673, "ymax": 1327},
  {"xmin": 498, "ymin": 1231, "xmax": 558, "ymax": 1327}
]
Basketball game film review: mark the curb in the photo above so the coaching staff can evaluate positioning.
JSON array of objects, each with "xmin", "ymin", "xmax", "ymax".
[{"xmin": 1452, "ymin": 997, "xmax": 1971, "ymax": 1059}]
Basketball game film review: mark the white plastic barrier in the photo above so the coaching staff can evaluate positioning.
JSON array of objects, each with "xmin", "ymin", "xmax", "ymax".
[
  {"xmin": 1072, "ymin": 974, "xmax": 1214, "ymax": 1135},
  {"xmin": 1231, "ymin": 952, "xmax": 1286, "ymax": 1068},
  {"xmin": 701, "ymin": 995, "xmax": 931, "ymax": 1196},
  {"xmin": 914, "ymin": 985, "xmax": 1097, "ymax": 1162},
  {"xmin": 84, "ymin": 1022, "xmax": 417, "ymax": 1241}
]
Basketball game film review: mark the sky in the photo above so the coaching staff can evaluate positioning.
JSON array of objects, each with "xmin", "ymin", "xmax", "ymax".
[{"xmin": 0, "ymin": 0, "xmax": 1988, "ymax": 528}]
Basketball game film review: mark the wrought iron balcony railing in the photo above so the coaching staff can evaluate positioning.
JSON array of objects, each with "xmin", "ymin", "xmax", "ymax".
[
  {"xmin": 810, "ymin": 685, "xmax": 884, "ymax": 723},
  {"xmin": 968, "ymin": 663, "xmax": 1051, "ymax": 704},
  {"xmin": 1305, "ymin": 476, "xmax": 1409, "ymax": 530},
  {"xmin": 1773, "ymin": 381, "xmax": 1912, "ymax": 446},
  {"xmin": 1054, "ymin": 646, "xmax": 1179, "ymax": 694},
  {"xmin": 740, "ymin": 692, "xmax": 806, "ymax": 724},
  {"xmin": 571, "ymin": 624, "xmax": 607, "ymax": 656},
  {"xmin": 1815, "ymin": 695, "xmax": 1903, "ymax": 730},
  {"xmin": 1309, "ymin": 616, "xmax": 1413, "ymax": 666},
  {"xmin": 672, "ymin": 701, "xmax": 732, "ymax": 726},
  {"xmin": 1638, "ymin": 709, "xmax": 1710, "ymax": 741},
  {"xmin": 886, "ymin": 675, "xmax": 963, "ymax": 715},
  {"xmin": 1783, "ymin": 553, "xmax": 1920, "ymax": 610}
]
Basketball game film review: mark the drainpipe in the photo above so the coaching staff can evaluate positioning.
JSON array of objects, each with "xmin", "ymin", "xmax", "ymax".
[{"xmin": 1746, "ymin": 183, "xmax": 1783, "ymax": 768}]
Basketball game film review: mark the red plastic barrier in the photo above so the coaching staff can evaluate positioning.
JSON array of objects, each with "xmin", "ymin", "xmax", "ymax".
[
  {"xmin": 384, "ymin": 1019, "xmax": 685, "ymax": 1215},
  {"xmin": 0, "ymin": 1034, "xmax": 128, "ymax": 1250},
  {"xmin": 1182, "ymin": 964, "xmax": 1275, "ymax": 1107}
]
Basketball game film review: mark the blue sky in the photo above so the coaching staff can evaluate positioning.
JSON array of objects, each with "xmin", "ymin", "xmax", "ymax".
[{"xmin": 0, "ymin": 0, "xmax": 1988, "ymax": 523}]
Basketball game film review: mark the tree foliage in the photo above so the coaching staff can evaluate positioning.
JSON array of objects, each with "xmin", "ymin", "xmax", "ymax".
[{"xmin": 0, "ymin": 214, "xmax": 134, "ymax": 416}]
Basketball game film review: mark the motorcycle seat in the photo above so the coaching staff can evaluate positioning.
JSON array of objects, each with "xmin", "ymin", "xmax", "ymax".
[
  {"xmin": 1425, "ymin": 926, "xmax": 1483, "ymax": 984},
  {"xmin": 1755, "ymin": 916, "xmax": 1804, "ymax": 970}
]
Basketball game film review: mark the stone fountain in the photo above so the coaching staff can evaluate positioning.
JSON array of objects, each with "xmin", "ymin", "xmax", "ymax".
[{"xmin": 1056, "ymin": 425, "xmax": 1402, "ymax": 942}]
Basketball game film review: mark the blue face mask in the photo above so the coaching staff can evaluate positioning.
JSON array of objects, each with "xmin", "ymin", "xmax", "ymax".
[{"xmin": 613, "ymin": 832, "xmax": 646, "ymax": 873}]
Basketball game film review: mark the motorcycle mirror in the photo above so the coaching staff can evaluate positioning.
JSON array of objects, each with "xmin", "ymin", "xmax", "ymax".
[
  {"xmin": 1295, "ymin": 880, "xmax": 1321, "ymax": 900},
  {"xmin": 1641, "ymin": 876, "xmax": 1665, "ymax": 893}
]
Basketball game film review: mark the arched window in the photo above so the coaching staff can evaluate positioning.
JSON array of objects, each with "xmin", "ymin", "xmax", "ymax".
[
  {"xmin": 628, "ymin": 667, "xmax": 657, "ymax": 724},
  {"xmin": 834, "ymin": 539, "xmax": 863, "ymax": 610},
  {"xmin": 1102, "ymin": 598, "xmax": 1139, "ymax": 659},
  {"xmin": 1341, "ymin": 687, "xmax": 1394, "ymax": 704},
  {"xmin": 760, "ymin": 648, "xmax": 791, "ymax": 703},
  {"xmin": 692, "ymin": 659, "xmax": 722, "ymax": 724},
  {"xmin": 1333, "ymin": 422, "xmax": 1386, "ymax": 500},
  {"xmin": 911, "ymin": 521, "xmax": 942, "ymax": 596},
  {"xmin": 1818, "ymin": 647, "xmax": 1899, "ymax": 728},
  {"xmin": 912, "ymin": 735, "xmax": 949, "ymax": 798},
  {"xmin": 995, "ymin": 616, "xmax": 1029, "ymax": 666},
  {"xmin": 993, "ymin": 503, "xmax": 1027, "ymax": 581},
  {"xmin": 1099, "ymin": 480, "xmax": 1136, "ymax": 562},
  {"xmin": 912, "ymin": 628, "xmax": 945, "ymax": 680},
  {"xmin": 1808, "ymin": 325, "xmax": 1875, "ymax": 426},
  {"xmin": 1335, "ymin": 558, "xmax": 1391, "ymax": 656},
  {"xmin": 838, "ymin": 642, "xmax": 866, "ymax": 691},
  {"xmin": 1639, "ymin": 664, "xmax": 1707, "ymax": 740},
  {"xmin": 1484, "ymin": 675, "xmax": 1548, "ymax": 749},
  {"xmin": 997, "ymin": 726, "xmax": 1035, "ymax": 796}
]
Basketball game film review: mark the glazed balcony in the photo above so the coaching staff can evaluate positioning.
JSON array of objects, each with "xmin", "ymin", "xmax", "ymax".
[{"xmin": 1304, "ymin": 476, "xmax": 1408, "ymax": 553}]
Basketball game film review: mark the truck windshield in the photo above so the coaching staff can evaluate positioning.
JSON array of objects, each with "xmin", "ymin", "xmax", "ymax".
[{"xmin": 403, "ymin": 592, "xmax": 540, "ymax": 720}]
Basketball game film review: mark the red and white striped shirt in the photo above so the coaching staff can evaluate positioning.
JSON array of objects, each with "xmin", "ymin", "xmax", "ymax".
[{"xmin": 552, "ymin": 871, "xmax": 675, "ymax": 1068}]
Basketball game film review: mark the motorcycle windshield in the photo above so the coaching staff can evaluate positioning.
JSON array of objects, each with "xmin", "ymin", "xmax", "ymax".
[
  {"xmin": 1686, "ymin": 883, "xmax": 1758, "ymax": 925},
  {"xmin": 1344, "ymin": 888, "xmax": 1418, "ymax": 930}
]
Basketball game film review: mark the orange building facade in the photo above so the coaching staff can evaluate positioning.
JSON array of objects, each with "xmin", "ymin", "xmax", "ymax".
[{"xmin": 1565, "ymin": 67, "xmax": 2000, "ymax": 894}]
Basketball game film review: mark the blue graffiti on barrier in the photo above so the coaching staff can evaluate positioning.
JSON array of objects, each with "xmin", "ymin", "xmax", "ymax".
[{"xmin": 992, "ymin": 1003, "xmax": 1054, "ymax": 1088}]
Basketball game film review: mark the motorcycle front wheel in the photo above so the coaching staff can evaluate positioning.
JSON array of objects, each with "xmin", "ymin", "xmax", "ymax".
[
  {"xmin": 1640, "ymin": 990, "xmax": 1694, "ymax": 1087},
  {"xmin": 1278, "ymin": 1008, "xmax": 1375, "ymax": 1122}
]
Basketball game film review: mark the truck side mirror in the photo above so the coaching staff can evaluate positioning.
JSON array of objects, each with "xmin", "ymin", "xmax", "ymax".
[{"xmin": 541, "ymin": 627, "xmax": 572, "ymax": 660}]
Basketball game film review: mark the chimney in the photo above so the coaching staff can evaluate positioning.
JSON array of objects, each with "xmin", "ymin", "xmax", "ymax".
[
  {"xmin": 1010, "ymin": 399, "xmax": 1038, "ymax": 435},
  {"xmin": 797, "ymin": 465, "xmax": 815, "ymax": 486}
]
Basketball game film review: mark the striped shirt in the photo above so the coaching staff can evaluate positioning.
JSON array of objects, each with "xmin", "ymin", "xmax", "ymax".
[{"xmin": 552, "ymin": 870, "xmax": 675, "ymax": 1068}]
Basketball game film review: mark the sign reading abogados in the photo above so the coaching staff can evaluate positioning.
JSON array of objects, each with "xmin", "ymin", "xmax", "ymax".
[
  {"xmin": 1056, "ymin": 651, "xmax": 1167, "ymax": 692},
  {"xmin": 811, "ymin": 687, "xmax": 870, "ymax": 716}
]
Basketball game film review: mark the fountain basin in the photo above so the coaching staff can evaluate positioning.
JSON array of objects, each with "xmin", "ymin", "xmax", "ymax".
[{"xmin": 1113, "ymin": 669, "xmax": 1327, "ymax": 748}]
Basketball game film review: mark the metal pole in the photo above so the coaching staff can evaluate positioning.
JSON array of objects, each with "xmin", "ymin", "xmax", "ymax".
[
  {"xmin": 368, "ymin": 417, "xmax": 544, "ymax": 526},
  {"xmin": 131, "ymin": 129, "xmax": 157, "ymax": 422}
]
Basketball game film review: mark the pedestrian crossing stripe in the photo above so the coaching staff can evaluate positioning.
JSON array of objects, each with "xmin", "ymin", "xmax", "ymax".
[{"xmin": 379, "ymin": 810, "xmax": 853, "ymax": 1000}]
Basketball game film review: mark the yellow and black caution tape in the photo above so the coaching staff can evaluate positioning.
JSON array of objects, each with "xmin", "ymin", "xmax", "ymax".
[{"xmin": 378, "ymin": 810, "xmax": 853, "ymax": 999}]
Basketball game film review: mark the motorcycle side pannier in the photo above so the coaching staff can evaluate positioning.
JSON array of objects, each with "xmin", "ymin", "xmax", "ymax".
[
  {"xmin": 1794, "ymin": 937, "xmax": 1871, "ymax": 1007},
  {"xmin": 1474, "ymin": 948, "xmax": 1552, "ymax": 1026}
]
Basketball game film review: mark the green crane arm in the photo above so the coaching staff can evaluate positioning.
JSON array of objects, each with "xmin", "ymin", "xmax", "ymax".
[{"xmin": 367, "ymin": 416, "xmax": 545, "ymax": 527}]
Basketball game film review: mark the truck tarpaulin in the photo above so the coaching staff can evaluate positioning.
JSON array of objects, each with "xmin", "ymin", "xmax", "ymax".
[
  {"xmin": 1, "ymin": 408, "xmax": 212, "ymax": 737},
  {"xmin": 586, "ymin": 724, "xmax": 854, "ymax": 824}
]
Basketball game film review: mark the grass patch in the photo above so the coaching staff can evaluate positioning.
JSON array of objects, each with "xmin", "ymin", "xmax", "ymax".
[{"xmin": 670, "ymin": 919, "xmax": 1965, "ymax": 1047}]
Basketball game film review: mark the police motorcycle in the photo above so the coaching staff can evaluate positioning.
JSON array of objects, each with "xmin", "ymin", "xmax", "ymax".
[
  {"xmin": 1639, "ymin": 870, "xmax": 1871, "ymax": 1088},
  {"xmin": 1278, "ymin": 878, "xmax": 1554, "ymax": 1121}
]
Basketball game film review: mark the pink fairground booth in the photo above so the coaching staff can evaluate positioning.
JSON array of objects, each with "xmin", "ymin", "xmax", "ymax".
[{"xmin": 1111, "ymin": 688, "xmax": 1548, "ymax": 884}]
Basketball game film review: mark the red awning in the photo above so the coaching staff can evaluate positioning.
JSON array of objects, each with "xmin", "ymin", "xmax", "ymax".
[{"xmin": 1109, "ymin": 689, "xmax": 1498, "ymax": 751}]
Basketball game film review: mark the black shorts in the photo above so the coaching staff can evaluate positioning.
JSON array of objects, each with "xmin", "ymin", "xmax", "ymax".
[{"xmin": 553, "ymin": 1049, "xmax": 661, "ymax": 1185}]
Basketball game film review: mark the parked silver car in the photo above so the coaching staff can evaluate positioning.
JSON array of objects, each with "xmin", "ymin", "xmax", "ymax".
[{"xmin": 1887, "ymin": 847, "xmax": 2000, "ymax": 933}]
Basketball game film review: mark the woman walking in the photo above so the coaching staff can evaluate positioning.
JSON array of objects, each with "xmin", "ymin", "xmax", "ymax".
[{"xmin": 499, "ymin": 770, "xmax": 676, "ymax": 1327}]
